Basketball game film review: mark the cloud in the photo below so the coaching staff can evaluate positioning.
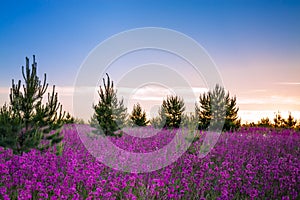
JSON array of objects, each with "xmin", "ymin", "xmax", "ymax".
[
  {"xmin": 0, "ymin": 86, "xmax": 78, "ymax": 96},
  {"xmin": 119, "ymin": 86, "xmax": 175, "ymax": 102},
  {"xmin": 238, "ymin": 99, "xmax": 266, "ymax": 104},
  {"xmin": 118, "ymin": 86, "xmax": 208, "ymax": 102},
  {"xmin": 238, "ymin": 96, "xmax": 300, "ymax": 105},
  {"xmin": 247, "ymin": 89, "xmax": 267, "ymax": 93},
  {"xmin": 274, "ymin": 82, "xmax": 300, "ymax": 85},
  {"xmin": 2, "ymin": 85, "xmax": 300, "ymax": 123},
  {"xmin": 53, "ymin": 86, "xmax": 75, "ymax": 96},
  {"xmin": 192, "ymin": 87, "xmax": 209, "ymax": 94}
]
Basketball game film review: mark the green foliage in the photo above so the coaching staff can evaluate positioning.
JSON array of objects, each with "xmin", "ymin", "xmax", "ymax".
[
  {"xmin": 296, "ymin": 122, "xmax": 300, "ymax": 131},
  {"xmin": 74, "ymin": 117, "xmax": 85, "ymax": 124},
  {"xmin": 181, "ymin": 112, "xmax": 198, "ymax": 128},
  {"xmin": 273, "ymin": 111, "xmax": 297, "ymax": 129},
  {"xmin": 55, "ymin": 142, "xmax": 64, "ymax": 156},
  {"xmin": 129, "ymin": 103, "xmax": 149, "ymax": 126},
  {"xmin": 195, "ymin": 84, "xmax": 240, "ymax": 132},
  {"xmin": 63, "ymin": 112, "xmax": 74, "ymax": 124},
  {"xmin": 89, "ymin": 113, "xmax": 100, "ymax": 128},
  {"xmin": 241, "ymin": 122, "xmax": 256, "ymax": 128},
  {"xmin": 273, "ymin": 111, "xmax": 286, "ymax": 128},
  {"xmin": 242, "ymin": 111, "xmax": 298, "ymax": 130},
  {"xmin": 93, "ymin": 73, "xmax": 127, "ymax": 136},
  {"xmin": 149, "ymin": 116, "xmax": 164, "ymax": 128},
  {"xmin": 159, "ymin": 95, "xmax": 185, "ymax": 129},
  {"xmin": 284, "ymin": 112, "xmax": 297, "ymax": 129},
  {"xmin": 0, "ymin": 56, "xmax": 68, "ymax": 154},
  {"xmin": 258, "ymin": 117, "xmax": 272, "ymax": 127},
  {"xmin": 0, "ymin": 104, "xmax": 21, "ymax": 149}
]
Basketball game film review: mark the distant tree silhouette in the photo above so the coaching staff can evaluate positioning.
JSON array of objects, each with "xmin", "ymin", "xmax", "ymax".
[
  {"xmin": 196, "ymin": 84, "xmax": 240, "ymax": 131},
  {"xmin": 181, "ymin": 112, "xmax": 197, "ymax": 128},
  {"xmin": 63, "ymin": 112, "xmax": 75, "ymax": 124},
  {"xmin": 129, "ymin": 103, "xmax": 149, "ymax": 126},
  {"xmin": 242, "ymin": 112, "xmax": 299, "ymax": 130},
  {"xmin": 284, "ymin": 112, "xmax": 297, "ymax": 129},
  {"xmin": 150, "ymin": 116, "xmax": 163, "ymax": 129},
  {"xmin": 0, "ymin": 56, "xmax": 68, "ymax": 154},
  {"xmin": 159, "ymin": 95, "xmax": 185, "ymax": 129},
  {"xmin": 73, "ymin": 117, "xmax": 85, "ymax": 124},
  {"xmin": 296, "ymin": 122, "xmax": 300, "ymax": 131},
  {"xmin": 273, "ymin": 111, "xmax": 286, "ymax": 128},
  {"xmin": 258, "ymin": 117, "xmax": 272, "ymax": 127},
  {"xmin": 92, "ymin": 74, "xmax": 127, "ymax": 136}
]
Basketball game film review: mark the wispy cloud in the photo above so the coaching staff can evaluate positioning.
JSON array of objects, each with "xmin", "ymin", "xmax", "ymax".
[
  {"xmin": 1, "ymin": 85, "xmax": 300, "ymax": 123},
  {"xmin": 119, "ymin": 86, "xmax": 174, "ymax": 102},
  {"xmin": 118, "ymin": 86, "xmax": 208, "ymax": 102},
  {"xmin": 192, "ymin": 87, "xmax": 209, "ymax": 94},
  {"xmin": 238, "ymin": 99, "xmax": 266, "ymax": 104},
  {"xmin": 274, "ymin": 82, "xmax": 300, "ymax": 85},
  {"xmin": 54, "ymin": 86, "xmax": 75, "ymax": 96},
  {"xmin": 0, "ymin": 86, "xmax": 79, "ymax": 97},
  {"xmin": 238, "ymin": 96, "xmax": 300, "ymax": 105},
  {"xmin": 247, "ymin": 89, "xmax": 267, "ymax": 93}
]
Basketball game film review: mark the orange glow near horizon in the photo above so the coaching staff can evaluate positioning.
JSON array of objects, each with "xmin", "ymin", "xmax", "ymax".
[{"xmin": 1, "ymin": 85, "xmax": 299, "ymax": 124}]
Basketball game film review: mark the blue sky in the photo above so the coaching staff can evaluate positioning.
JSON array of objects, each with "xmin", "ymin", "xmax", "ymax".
[{"xmin": 1, "ymin": 0, "xmax": 300, "ymax": 122}]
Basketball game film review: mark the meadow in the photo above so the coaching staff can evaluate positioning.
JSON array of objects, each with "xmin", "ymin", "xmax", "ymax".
[{"xmin": 0, "ymin": 125, "xmax": 299, "ymax": 200}]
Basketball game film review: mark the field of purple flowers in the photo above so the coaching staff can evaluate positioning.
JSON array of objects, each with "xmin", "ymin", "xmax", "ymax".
[{"xmin": 0, "ymin": 125, "xmax": 299, "ymax": 200}]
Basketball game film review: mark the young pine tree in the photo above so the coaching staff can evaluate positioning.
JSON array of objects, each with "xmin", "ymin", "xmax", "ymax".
[
  {"xmin": 273, "ymin": 111, "xmax": 286, "ymax": 128},
  {"xmin": 160, "ymin": 95, "xmax": 185, "ymax": 129},
  {"xmin": 130, "ymin": 103, "xmax": 149, "ymax": 127},
  {"xmin": 284, "ymin": 112, "xmax": 297, "ymax": 129},
  {"xmin": 296, "ymin": 122, "xmax": 300, "ymax": 131},
  {"xmin": 258, "ymin": 117, "xmax": 272, "ymax": 127},
  {"xmin": 0, "ymin": 56, "xmax": 67, "ymax": 154},
  {"xmin": 150, "ymin": 116, "xmax": 164, "ymax": 129},
  {"xmin": 0, "ymin": 104, "xmax": 21, "ymax": 149},
  {"xmin": 195, "ymin": 84, "xmax": 240, "ymax": 132},
  {"xmin": 93, "ymin": 74, "xmax": 127, "ymax": 136}
]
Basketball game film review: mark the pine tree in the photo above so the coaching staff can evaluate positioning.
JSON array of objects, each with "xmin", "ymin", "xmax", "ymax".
[
  {"xmin": 89, "ymin": 113, "xmax": 99, "ymax": 128},
  {"xmin": 150, "ymin": 116, "xmax": 163, "ymax": 129},
  {"xmin": 284, "ymin": 112, "xmax": 297, "ymax": 129},
  {"xmin": 195, "ymin": 84, "xmax": 240, "ymax": 131},
  {"xmin": 0, "ymin": 56, "xmax": 67, "ymax": 154},
  {"xmin": 258, "ymin": 117, "xmax": 272, "ymax": 127},
  {"xmin": 130, "ymin": 103, "xmax": 149, "ymax": 126},
  {"xmin": 63, "ymin": 112, "xmax": 75, "ymax": 124},
  {"xmin": 93, "ymin": 73, "xmax": 127, "ymax": 136},
  {"xmin": 296, "ymin": 122, "xmax": 300, "ymax": 131},
  {"xmin": 273, "ymin": 111, "xmax": 285, "ymax": 128},
  {"xmin": 0, "ymin": 104, "xmax": 21, "ymax": 149},
  {"xmin": 181, "ymin": 112, "xmax": 197, "ymax": 127},
  {"xmin": 160, "ymin": 95, "xmax": 185, "ymax": 129}
]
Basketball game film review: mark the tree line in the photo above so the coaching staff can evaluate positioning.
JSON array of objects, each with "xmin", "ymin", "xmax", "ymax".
[
  {"xmin": 90, "ymin": 73, "xmax": 241, "ymax": 136},
  {"xmin": 0, "ymin": 56, "xmax": 298, "ymax": 154},
  {"xmin": 243, "ymin": 111, "xmax": 299, "ymax": 129}
]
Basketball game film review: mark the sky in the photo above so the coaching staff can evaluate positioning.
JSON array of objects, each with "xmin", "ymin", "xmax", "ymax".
[{"xmin": 0, "ymin": 0, "xmax": 300, "ymax": 123}]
